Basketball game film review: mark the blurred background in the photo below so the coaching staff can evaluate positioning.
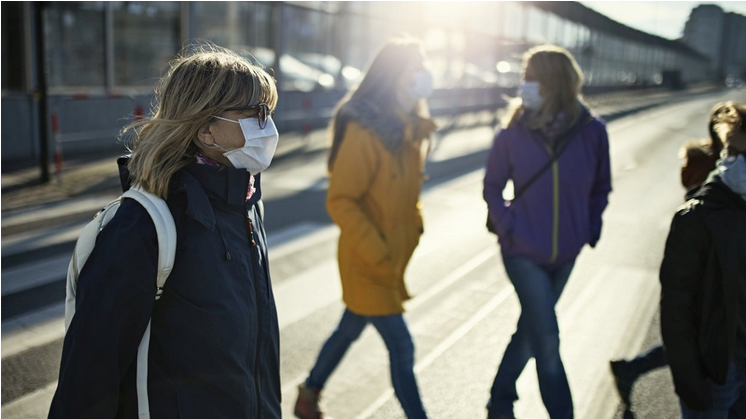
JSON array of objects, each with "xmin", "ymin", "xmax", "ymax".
[{"xmin": 3, "ymin": 1, "xmax": 745, "ymax": 176}]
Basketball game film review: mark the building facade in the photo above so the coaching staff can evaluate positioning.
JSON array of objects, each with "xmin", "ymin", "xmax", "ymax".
[
  {"xmin": 2, "ymin": 1, "xmax": 711, "ymax": 168},
  {"xmin": 683, "ymin": 4, "xmax": 746, "ymax": 82}
]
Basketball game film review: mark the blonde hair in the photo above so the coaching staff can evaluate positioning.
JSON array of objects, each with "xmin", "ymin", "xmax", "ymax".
[
  {"xmin": 327, "ymin": 37, "xmax": 429, "ymax": 172},
  {"xmin": 505, "ymin": 45, "xmax": 585, "ymax": 130},
  {"xmin": 122, "ymin": 42, "xmax": 278, "ymax": 198}
]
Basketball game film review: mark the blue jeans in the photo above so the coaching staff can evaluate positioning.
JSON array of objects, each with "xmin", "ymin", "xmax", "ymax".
[
  {"xmin": 487, "ymin": 253, "xmax": 575, "ymax": 419},
  {"xmin": 306, "ymin": 309, "xmax": 427, "ymax": 419},
  {"xmin": 680, "ymin": 362, "xmax": 746, "ymax": 419}
]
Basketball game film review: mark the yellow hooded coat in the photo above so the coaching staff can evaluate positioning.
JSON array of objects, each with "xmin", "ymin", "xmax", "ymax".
[{"xmin": 327, "ymin": 107, "xmax": 436, "ymax": 316}]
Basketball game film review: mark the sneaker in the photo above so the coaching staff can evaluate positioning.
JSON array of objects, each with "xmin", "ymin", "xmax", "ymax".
[
  {"xmin": 294, "ymin": 383, "xmax": 331, "ymax": 419},
  {"xmin": 610, "ymin": 360, "xmax": 636, "ymax": 407}
]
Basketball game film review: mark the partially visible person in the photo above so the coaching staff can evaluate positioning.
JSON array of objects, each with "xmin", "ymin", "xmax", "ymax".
[
  {"xmin": 610, "ymin": 104, "xmax": 725, "ymax": 410},
  {"xmin": 660, "ymin": 100, "xmax": 746, "ymax": 418},
  {"xmin": 49, "ymin": 43, "xmax": 282, "ymax": 418},
  {"xmin": 680, "ymin": 114, "xmax": 725, "ymax": 193},
  {"xmin": 483, "ymin": 44, "xmax": 612, "ymax": 419},
  {"xmin": 293, "ymin": 37, "xmax": 436, "ymax": 419}
]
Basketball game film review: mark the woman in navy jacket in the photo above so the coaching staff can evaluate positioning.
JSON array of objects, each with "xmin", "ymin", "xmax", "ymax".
[{"xmin": 49, "ymin": 44, "xmax": 281, "ymax": 418}]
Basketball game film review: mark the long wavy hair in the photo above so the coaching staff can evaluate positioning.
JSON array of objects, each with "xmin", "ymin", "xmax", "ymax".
[
  {"xmin": 122, "ymin": 42, "xmax": 278, "ymax": 198},
  {"xmin": 327, "ymin": 37, "xmax": 429, "ymax": 172},
  {"xmin": 505, "ymin": 45, "xmax": 586, "ymax": 130}
]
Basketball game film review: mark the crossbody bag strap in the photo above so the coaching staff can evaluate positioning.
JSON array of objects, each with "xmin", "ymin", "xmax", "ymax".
[{"xmin": 513, "ymin": 115, "xmax": 593, "ymax": 201}]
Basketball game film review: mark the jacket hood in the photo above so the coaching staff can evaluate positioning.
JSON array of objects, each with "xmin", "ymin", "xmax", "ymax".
[{"xmin": 338, "ymin": 99, "xmax": 436, "ymax": 151}]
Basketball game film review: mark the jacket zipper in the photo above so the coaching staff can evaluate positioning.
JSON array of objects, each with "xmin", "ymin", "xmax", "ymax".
[
  {"xmin": 550, "ymin": 161, "xmax": 560, "ymax": 264},
  {"xmin": 246, "ymin": 208, "xmax": 263, "ymax": 418},
  {"xmin": 541, "ymin": 141, "xmax": 560, "ymax": 265}
]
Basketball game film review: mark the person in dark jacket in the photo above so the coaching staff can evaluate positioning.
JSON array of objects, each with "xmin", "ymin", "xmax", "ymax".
[
  {"xmin": 609, "ymin": 103, "xmax": 725, "ymax": 410},
  {"xmin": 483, "ymin": 45, "xmax": 612, "ymax": 419},
  {"xmin": 660, "ymin": 100, "xmax": 746, "ymax": 417},
  {"xmin": 48, "ymin": 43, "xmax": 282, "ymax": 418}
]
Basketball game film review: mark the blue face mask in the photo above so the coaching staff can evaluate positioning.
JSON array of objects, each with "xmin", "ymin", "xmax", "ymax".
[
  {"xmin": 520, "ymin": 81, "xmax": 542, "ymax": 109},
  {"xmin": 408, "ymin": 70, "xmax": 433, "ymax": 100},
  {"xmin": 719, "ymin": 153, "xmax": 746, "ymax": 200}
]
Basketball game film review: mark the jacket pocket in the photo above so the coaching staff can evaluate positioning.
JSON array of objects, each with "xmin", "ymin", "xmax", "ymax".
[
  {"xmin": 363, "ymin": 255, "xmax": 398, "ymax": 288},
  {"xmin": 497, "ymin": 208, "xmax": 516, "ymax": 247}
]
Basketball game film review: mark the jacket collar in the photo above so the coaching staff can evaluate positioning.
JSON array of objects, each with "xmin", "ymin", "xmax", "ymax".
[
  {"xmin": 118, "ymin": 156, "xmax": 259, "ymax": 232},
  {"xmin": 177, "ymin": 163, "xmax": 260, "ymax": 230}
]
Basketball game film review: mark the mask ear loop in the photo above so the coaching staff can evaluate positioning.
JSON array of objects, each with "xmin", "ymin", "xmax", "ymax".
[
  {"xmin": 198, "ymin": 138, "xmax": 227, "ymax": 152},
  {"xmin": 199, "ymin": 116, "xmax": 236, "ymax": 151}
]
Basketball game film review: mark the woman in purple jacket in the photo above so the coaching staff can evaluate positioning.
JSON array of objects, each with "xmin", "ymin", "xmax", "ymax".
[{"xmin": 483, "ymin": 45, "xmax": 612, "ymax": 419}]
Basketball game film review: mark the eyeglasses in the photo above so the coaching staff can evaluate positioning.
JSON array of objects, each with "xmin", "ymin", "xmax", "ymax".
[{"xmin": 223, "ymin": 103, "xmax": 273, "ymax": 129}]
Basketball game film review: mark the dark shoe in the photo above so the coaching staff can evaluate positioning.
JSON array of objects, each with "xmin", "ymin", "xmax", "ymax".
[
  {"xmin": 294, "ymin": 383, "xmax": 331, "ymax": 419},
  {"xmin": 610, "ymin": 360, "xmax": 637, "ymax": 407}
]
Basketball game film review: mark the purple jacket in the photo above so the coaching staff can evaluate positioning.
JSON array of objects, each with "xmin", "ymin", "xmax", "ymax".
[{"xmin": 483, "ymin": 108, "xmax": 612, "ymax": 264}]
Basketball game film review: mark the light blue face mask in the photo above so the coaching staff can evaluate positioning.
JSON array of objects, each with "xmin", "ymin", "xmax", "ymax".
[
  {"xmin": 719, "ymin": 153, "xmax": 746, "ymax": 200},
  {"xmin": 408, "ymin": 70, "xmax": 433, "ymax": 100},
  {"xmin": 398, "ymin": 70, "xmax": 434, "ymax": 111},
  {"xmin": 520, "ymin": 81, "xmax": 542, "ymax": 109}
]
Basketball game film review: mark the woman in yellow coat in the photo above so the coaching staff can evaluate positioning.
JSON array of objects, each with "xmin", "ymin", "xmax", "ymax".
[{"xmin": 294, "ymin": 38, "xmax": 436, "ymax": 419}]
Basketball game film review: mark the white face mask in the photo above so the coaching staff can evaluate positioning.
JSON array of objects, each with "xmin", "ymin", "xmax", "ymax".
[
  {"xmin": 408, "ymin": 70, "xmax": 433, "ymax": 100},
  {"xmin": 212, "ymin": 115, "xmax": 279, "ymax": 173},
  {"xmin": 398, "ymin": 70, "xmax": 433, "ymax": 111},
  {"xmin": 719, "ymin": 153, "xmax": 746, "ymax": 199},
  {"xmin": 520, "ymin": 81, "xmax": 543, "ymax": 109}
]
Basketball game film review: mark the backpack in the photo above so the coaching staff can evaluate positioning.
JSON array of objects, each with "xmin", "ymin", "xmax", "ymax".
[{"xmin": 65, "ymin": 186, "xmax": 176, "ymax": 419}]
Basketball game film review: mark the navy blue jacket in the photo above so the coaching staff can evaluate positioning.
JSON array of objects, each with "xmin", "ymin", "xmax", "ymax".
[{"xmin": 49, "ymin": 158, "xmax": 281, "ymax": 418}]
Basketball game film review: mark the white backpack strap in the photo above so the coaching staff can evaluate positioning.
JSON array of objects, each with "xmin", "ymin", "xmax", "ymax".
[
  {"xmin": 136, "ymin": 321, "xmax": 153, "ymax": 418},
  {"xmin": 121, "ymin": 186, "xmax": 176, "ymax": 300},
  {"xmin": 121, "ymin": 186, "xmax": 176, "ymax": 419},
  {"xmin": 65, "ymin": 198, "xmax": 123, "ymax": 331}
]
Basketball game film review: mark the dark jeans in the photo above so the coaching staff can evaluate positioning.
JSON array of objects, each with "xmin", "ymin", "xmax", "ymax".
[
  {"xmin": 306, "ymin": 309, "xmax": 427, "ymax": 419},
  {"xmin": 680, "ymin": 362, "xmax": 746, "ymax": 419},
  {"xmin": 488, "ymin": 253, "xmax": 575, "ymax": 419}
]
